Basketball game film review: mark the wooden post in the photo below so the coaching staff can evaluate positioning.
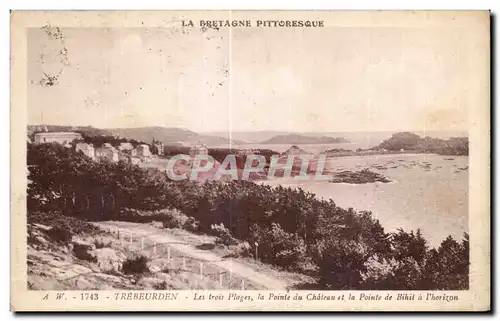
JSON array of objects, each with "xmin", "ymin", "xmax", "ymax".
[
  {"xmin": 182, "ymin": 256, "xmax": 186, "ymax": 269},
  {"xmin": 199, "ymin": 262, "xmax": 203, "ymax": 279},
  {"xmin": 219, "ymin": 274, "xmax": 223, "ymax": 287},
  {"xmin": 241, "ymin": 279, "xmax": 245, "ymax": 290},
  {"xmin": 153, "ymin": 241, "xmax": 156, "ymax": 255},
  {"xmin": 141, "ymin": 237, "xmax": 144, "ymax": 250},
  {"xmin": 167, "ymin": 246, "xmax": 171, "ymax": 262}
]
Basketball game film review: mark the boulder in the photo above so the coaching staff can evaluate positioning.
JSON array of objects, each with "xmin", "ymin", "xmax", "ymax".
[
  {"xmin": 34, "ymin": 236, "xmax": 49, "ymax": 246},
  {"xmin": 94, "ymin": 248, "xmax": 125, "ymax": 273},
  {"xmin": 148, "ymin": 264, "xmax": 161, "ymax": 273},
  {"xmin": 33, "ymin": 223, "xmax": 52, "ymax": 231},
  {"xmin": 136, "ymin": 276, "xmax": 169, "ymax": 290}
]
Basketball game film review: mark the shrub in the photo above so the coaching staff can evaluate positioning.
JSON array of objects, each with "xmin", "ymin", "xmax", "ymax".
[
  {"xmin": 312, "ymin": 237, "xmax": 370, "ymax": 289},
  {"xmin": 211, "ymin": 223, "xmax": 238, "ymax": 246},
  {"xmin": 28, "ymin": 211, "xmax": 100, "ymax": 236},
  {"xmin": 94, "ymin": 238, "xmax": 112, "ymax": 249},
  {"xmin": 361, "ymin": 255, "xmax": 422, "ymax": 290},
  {"xmin": 161, "ymin": 208, "xmax": 190, "ymax": 229},
  {"xmin": 183, "ymin": 216, "xmax": 200, "ymax": 233},
  {"xmin": 72, "ymin": 240, "xmax": 97, "ymax": 262},
  {"xmin": 227, "ymin": 242, "xmax": 251, "ymax": 258},
  {"xmin": 420, "ymin": 234, "xmax": 469, "ymax": 290},
  {"xmin": 154, "ymin": 281, "xmax": 169, "ymax": 290},
  {"xmin": 122, "ymin": 255, "xmax": 150, "ymax": 275},
  {"xmin": 248, "ymin": 223, "xmax": 307, "ymax": 269},
  {"xmin": 360, "ymin": 232, "xmax": 469, "ymax": 290},
  {"xmin": 46, "ymin": 226, "xmax": 72, "ymax": 244}
]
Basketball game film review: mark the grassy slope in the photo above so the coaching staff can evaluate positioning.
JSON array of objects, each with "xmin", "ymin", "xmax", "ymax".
[{"xmin": 28, "ymin": 220, "xmax": 313, "ymax": 291}]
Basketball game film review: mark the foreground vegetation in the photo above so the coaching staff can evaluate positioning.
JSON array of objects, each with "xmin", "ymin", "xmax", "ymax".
[{"xmin": 28, "ymin": 143, "xmax": 469, "ymax": 290}]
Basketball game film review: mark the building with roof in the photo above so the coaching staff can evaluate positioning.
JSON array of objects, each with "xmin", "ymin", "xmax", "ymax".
[
  {"xmin": 75, "ymin": 142, "xmax": 96, "ymax": 160},
  {"xmin": 133, "ymin": 144, "xmax": 152, "ymax": 158},
  {"xmin": 95, "ymin": 143, "xmax": 119, "ymax": 162},
  {"xmin": 33, "ymin": 132, "xmax": 82, "ymax": 145}
]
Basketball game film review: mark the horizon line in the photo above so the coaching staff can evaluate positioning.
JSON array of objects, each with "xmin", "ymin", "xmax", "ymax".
[{"xmin": 27, "ymin": 124, "xmax": 469, "ymax": 134}]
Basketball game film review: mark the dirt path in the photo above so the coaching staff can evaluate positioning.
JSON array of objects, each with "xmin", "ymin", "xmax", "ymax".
[{"xmin": 96, "ymin": 221, "xmax": 289, "ymax": 290}]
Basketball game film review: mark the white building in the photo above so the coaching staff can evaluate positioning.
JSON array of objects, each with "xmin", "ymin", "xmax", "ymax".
[
  {"xmin": 95, "ymin": 143, "xmax": 119, "ymax": 162},
  {"xmin": 75, "ymin": 142, "xmax": 95, "ymax": 160},
  {"xmin": 133, "ymin": 144, "xmax": 152, "ymax": 158},
  {"xmin": 33, "ymin": 132, "xmax": 82, "ymax": 145}
]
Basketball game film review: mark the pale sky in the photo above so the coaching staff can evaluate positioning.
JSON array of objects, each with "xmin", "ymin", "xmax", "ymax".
[{"xmin": 27, "ymin": 21, "xmax": 477, "ymax": 133}]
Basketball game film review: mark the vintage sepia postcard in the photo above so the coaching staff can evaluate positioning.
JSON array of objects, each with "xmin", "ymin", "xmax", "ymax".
[{"xmin": 10, "ymin": 10, "xmax": 490, "ymax": 311}]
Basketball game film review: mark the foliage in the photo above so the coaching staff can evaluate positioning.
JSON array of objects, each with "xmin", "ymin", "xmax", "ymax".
[
  {"xmin": 28, "ymin": 210, "xmax": 100, "ymax": 235},
  {"xmin": 163, "ymin": 145, "xmax": 190, "ymax": 157},
  {"xmin": 27, "ymin": 143, "xmax": 469, "ymax": 290},
  {"xmin": 94, "ymin": 238, "xmax": 112, "ymax": 249},
  {"xmin": 122, "ymin": 255, "xmax": 150, "ymax": 275},
  {"xmin": 28, "ymin": 143, "xmax": 164, "ymax": 219},
  {"xmin": 211, "ymin": 223, "xmax": 238, "ymax": 246},
  {"xmin": 248, "ymin": 223, "xmax": 307, "ymax": 269},
  {"xmin": 78, "ymin": 135, "xmax": 147, "ymax": 149},
  {"xmin": 160, "ymin": 208, "xmax": 190, "ymax": 229},
  {"xmin": 360, "ymin": 231, "xmax": 469, "ymax": 290},
  {"xmin": 46, "ymin": 226, "xmax": 72, "ymax": 244}
]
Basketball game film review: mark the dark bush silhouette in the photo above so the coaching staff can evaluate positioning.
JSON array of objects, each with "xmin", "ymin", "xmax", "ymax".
[
  {"xmin": 122, "ymin": 255, "xmax": 150, "ymax": 275},
  {"xmin": 46, "ymin": 226, "xmax": 72, "ymax": 244}
]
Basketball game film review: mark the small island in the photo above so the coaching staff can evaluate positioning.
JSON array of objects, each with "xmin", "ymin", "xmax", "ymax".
[
  {"xmin": 374, "ymin": 132, "xmax": 468, "ymax": 156},
  {"xmin": 261, "ymin": 134, "xmax": 350, "ymax": 145},
  {"xmin": 330, "ymin": 169, "xmax": 391, "ymax": 184}
]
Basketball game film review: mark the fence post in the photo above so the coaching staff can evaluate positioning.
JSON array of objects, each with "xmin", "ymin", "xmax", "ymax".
[
  {"xmin": 167, "ymin": 246, "xmax": 171, "ymax": 262},
  {"xmin": 141, "ymin": 237, "xmax": 144, "ymax": 250},
  {"xmin": 199, "ymin": 262, "xmax": 203, "ymax": 279},
  {"xmin": 153, "ymin": 241, "xmax": 157, "ymax": 256},
  {"xmin": 241, "ymin": 279, "xmax": 245, "ymax": 290},
  {"xmin": 219, "ymin": 273, "xmax": 223, "ymax": 287},
  {"xmin": 182, "ymin": 256, "xmax": 186, "ymax": 269}
]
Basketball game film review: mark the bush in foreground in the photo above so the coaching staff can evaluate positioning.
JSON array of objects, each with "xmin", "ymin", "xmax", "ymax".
[
  {"xmin": 248, "ymin": 223, "xmax": 307, "ymax": 269},
  {"xmin": 46, "ymin": 226, "xmax": 72, "ymax": 244},
  {"xmin": 122, "ymin": 255, "xmax": 150, "ymax": 275}
]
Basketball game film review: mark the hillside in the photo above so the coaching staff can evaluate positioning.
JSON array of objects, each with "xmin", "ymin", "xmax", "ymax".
[
  {"xmin": 27, "ymin": 125, "xmax": 111, "ymax": 137},
  {"xmin": 28, "ymin": 212, "xmax": 310, "ymax": 291},
  {"xmin": 106, "ymin": 127, "xmax": 244, "ymax": 145},
  {"xmin": 261, "ymin": 134, "xmax": 350, "ymax": 145}
]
